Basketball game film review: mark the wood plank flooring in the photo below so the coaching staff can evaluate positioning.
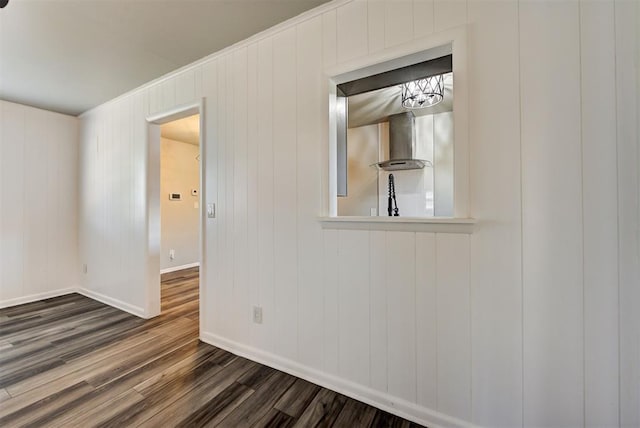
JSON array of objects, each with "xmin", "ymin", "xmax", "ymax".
[{"xmin": 0, "ymin": 268, "xmax": 425, "ymax": 427}]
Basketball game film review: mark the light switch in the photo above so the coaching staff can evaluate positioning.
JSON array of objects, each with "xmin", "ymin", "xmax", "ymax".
[{"xmin": 207, "ymin": 203, "xmax": 215, "ymax": 218}]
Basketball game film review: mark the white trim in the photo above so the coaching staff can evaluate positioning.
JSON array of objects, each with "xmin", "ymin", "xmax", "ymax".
[
  {"xmin": 76, "ymin": 288, "xmax": 147, "ymax": 319},
  {"xmin": 145, "ymin": 121, "xmax": 162, "ymax": 319},
  {"xmin": 318, "ymin": 216, "xmax": 476, "ymax": 233},
  {"xmin": 325, "ymin": 38, "xmax": 454, "ymax": 83},
  {"xmin": 324, "ymin": 25, "xmax": 470, "ymax": 220},
  {"xmin": 197, "ymin": 105, "xmax": 207, "ymax": 338},
  {"xmin": 0, "ymin": 288, "xmax": 77, "ymax": 309},
  {"xmin": 146, "ymin": 101, "xmax": 201, "ymax": 124},
  {"xmin": 200, "ymin": 332, "xmax": 476, "ymax": 428},
  {"xmin": 2, "ymin": 286, "xmax": 147, "ymax": 320},
  {"xmin": 160, "ymin": 262, "xmax": 200, "ymax": 274},
  {"xmin": 146, "ymin": 99, "xmax": 206, "ymax": 321}
]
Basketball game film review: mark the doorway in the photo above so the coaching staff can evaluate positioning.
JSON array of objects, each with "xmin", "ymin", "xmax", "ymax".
[
  {"xmin": 146, "ymin": 101, "xmax": 205, "ymax": 335},
  {"xmin": 158, "ymin": 114, "xmax": 201, "ymax": 320}
]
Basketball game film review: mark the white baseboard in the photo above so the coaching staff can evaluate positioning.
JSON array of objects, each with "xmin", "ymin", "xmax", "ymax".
[
  {"xmin": 0, "ymin": 288, "xmax": 77, "ymax": 309},
  {"xmin": 76, "ymin": 287, "xmax": 146, "ymax": 318},
  {"xmin": 2, "ymin": 286, "xmax": 148, "ymax": 319},
  {"xmin": 200, "ymin": 332, "xmax": 474, "ymax": 428},
  {"xmin": 160, "ymin": 262, "xmax": 200, "ymax": 274}
]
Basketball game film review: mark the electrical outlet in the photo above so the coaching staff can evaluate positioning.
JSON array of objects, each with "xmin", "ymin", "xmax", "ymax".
[
  {"xmin": 169, "ymin": 249, "xmax": 175, "ymax": 260},
  {"xmin": 252, "ymin": 306, "xmax": 263, "ymax": 324}
]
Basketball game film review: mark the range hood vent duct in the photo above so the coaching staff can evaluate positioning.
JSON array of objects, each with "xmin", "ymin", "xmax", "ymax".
[{"xmin": 373, "ymin": 112, "xmax": 432, "ymax": 171}]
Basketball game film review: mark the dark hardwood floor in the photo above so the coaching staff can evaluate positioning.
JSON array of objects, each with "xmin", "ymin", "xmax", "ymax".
[{"xmin": 0, "ymin": 268, "xmax": 424, "ymax": 427}]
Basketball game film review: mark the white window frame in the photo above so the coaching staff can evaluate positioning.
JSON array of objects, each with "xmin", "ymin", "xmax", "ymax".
[{"xmin": 321, "ymin": 26, "xmax": 473, "ymax": 233}]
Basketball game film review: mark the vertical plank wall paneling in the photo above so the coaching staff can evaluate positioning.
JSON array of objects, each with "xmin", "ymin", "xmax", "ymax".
[
  {"xmin": 386, "ymin": 232, "xmax": 417, "ymax": 404},
  {"xmin": 415, "ymin": 233, "xmax": 437, "ymax": 410},
  {"xmin": 435, "ymin": 233, "xmax": 471, "ymax": 421},
  {"xmin": 433, "ymin": 0, "xmax": 466, "ymax": 33},
  {"xmin": 336, "ymin": 0, "xmax": 368, "ymax": 63},
  {"xmin": 337, "ymin": 230, "xmax": 371, "ymax": 387},
  {"xmin": 322, "ymin": 228, "xmax": 340, "ymax": 376},
  {"xmin": 218, "ymin": 53, "xmax": 234, "ymax": 339},
  {"xmin": 47, "ymin": 114, "xmax": 70, "ymax": 288},
  {"xmin": 413, "ymin": 0, "xmax": 435, "ymax": 39},
  {"xmin": 76, "ymin": 0, "xmax": 638, "ymax": 427},
  {"xmin": 322, "ymin": 9, "xmax": 337, "ymax": 69},
  {"xmin": 580, "ymin": 1, "xmax": 620, "ymax": 426},
  {"xmin": 135, "ymin": 90, "xmax": 152, "ymax": 311},
  {"xmin": 1, "ymin": 103, "xmax": 24, "ymax": 301},
  {"xmin": 122, "ymin": 97, "xmax": 134, "ymax": 294},
  {"xmin": 232, "ymin": 47, "xmax": 250, "ymax": 345},
  {"xmin": 520, "ymin": 2, "xmax": 584, "ymax": 426},
  {"xmin": 136, "ymin": 95, "xmax": 149, "ymax": 295},
  {"xmin": 467, "ymin": 1, "xmax": 522, "ymax": 426},
  {"xmin": 384, "ymin": 0, "xmax": 414, "ymax": 49},
  {"xmin": 80, "ymin": 94, "xmax": 149, "ymax": 311},
  {"xmin": 369, "ymin": 230, "xmax": 387, "ymax": 393},
  {"xmin": 0, "ymin": 101, "xmax": 79, "ymax": 306},
  {"xmin": 615, "ymin": 0, "xmax": 640, "ymax": 425},
  {"xmin": 174, "ymin": 67, "xmax": 202, "ymax": 106},
  {"xmin": 247, "ymin": 43, "xmax": 260, "ymax": 349},
  {"xmin": 255, "ymin": 38, "xmax": 276, "ymax": 354},
  {"xmin": 24, "ymin": 109, "xmax": 48, "ymax": 294},
  {"xmin": 119, "ymin": 100, "xmax": 134, "ymax": 291},
  {"xmin": 296, "ymin": 16, "xmax": 325, "ymax": 370},
  {"xmin": 3, "ymin": 104, "xmax": 25, "ymax": 300},
  {"xmin": 77, "ymin": 109, "xmax": 90, "ymax": 292},
  {"xmin": 321, "ymin": 8, "xmax": 337, "ymax": 216},
  {"xmin": 160, "ymin": 78, "xmax": 176, "ymax": 114},
  {"xmin": 272, "ymin": 27, "xmax": 299, "ymax": 361},
  {"xmin": 201, "ymin": 58, "xmax": 219, "ymax": 333}
]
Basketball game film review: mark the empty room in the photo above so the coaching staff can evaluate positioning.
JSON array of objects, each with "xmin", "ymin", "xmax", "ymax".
[{"xmin": 0, "ymin": 0, "xmax": 638, "ymax": 427}]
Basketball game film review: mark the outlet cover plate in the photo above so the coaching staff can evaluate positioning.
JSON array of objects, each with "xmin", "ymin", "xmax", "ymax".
[{"xmin": 252, "ymin": 306, "xmax": 263, "ymax": 324}]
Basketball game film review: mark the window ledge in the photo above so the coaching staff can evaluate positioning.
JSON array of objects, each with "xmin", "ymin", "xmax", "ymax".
[{"xmin": 318, "ymin": 216, "xmax": 476, "ymax": 233}]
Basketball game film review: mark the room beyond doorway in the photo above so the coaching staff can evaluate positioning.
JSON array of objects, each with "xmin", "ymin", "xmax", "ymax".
[
  {"xmin": 159, "ymin": 114, "xmax": 201, "ymax": 328},
  {"xmin": 160, "ymin": 114, "xmax": 201, "ymax": 274}
]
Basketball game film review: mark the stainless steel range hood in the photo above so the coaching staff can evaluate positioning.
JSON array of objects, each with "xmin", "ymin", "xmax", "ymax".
[{"xmin": 373, "ymin": 112, "xmax": 432, "ymax": 171}]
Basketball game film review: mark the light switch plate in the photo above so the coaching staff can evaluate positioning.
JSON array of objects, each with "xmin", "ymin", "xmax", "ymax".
[{"xmin": 207, "ymin": 203, "xmax": 215, "ymax": 218}]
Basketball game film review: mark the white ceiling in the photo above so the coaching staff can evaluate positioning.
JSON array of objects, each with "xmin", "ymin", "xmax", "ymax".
[
  {"xmin": 161, "ymin": 114, "xmax": 200, "ymax": 145},
  {"xmin": 0, "ymin": 0, "xmax": 329, "ymax": 116}
]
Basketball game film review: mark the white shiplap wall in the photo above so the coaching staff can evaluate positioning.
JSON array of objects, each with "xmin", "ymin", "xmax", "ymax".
[
  {"xmin": 0, "ymin": 100, "xmax": 79, "ymax": 307},
  {"xmin": 78, "ymin": 0, "xmax": 639, "ymax": 427}
]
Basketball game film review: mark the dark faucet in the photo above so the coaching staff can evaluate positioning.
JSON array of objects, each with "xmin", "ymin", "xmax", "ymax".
[{"xmin": 387, "ymin": 174, "xmax": 399, "ymax": 217}]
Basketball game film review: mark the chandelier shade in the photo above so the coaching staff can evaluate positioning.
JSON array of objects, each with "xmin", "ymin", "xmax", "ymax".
[{"xmin": 401, "ymin": 74, "xmax": 445, "ymax": 109}]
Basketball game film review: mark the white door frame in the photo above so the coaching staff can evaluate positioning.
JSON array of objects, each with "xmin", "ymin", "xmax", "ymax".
[{"xmin": 145, "ymin": 99, "xmax": 206, "ymax": 330}]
